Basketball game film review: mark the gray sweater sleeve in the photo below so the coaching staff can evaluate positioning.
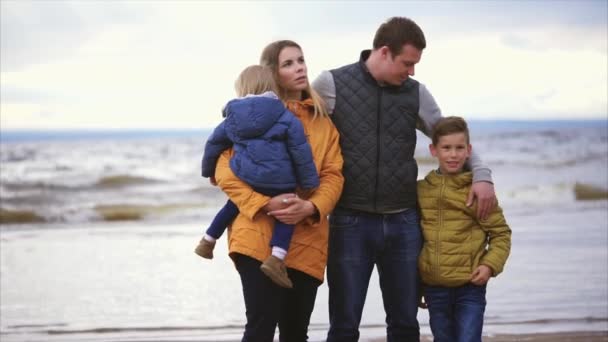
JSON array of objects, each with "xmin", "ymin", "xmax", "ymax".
[
  {"xmin": 312, "ymin": 72, "xmax": 492, "ymax": 183},
  {"xmin": 417, "ymin": 83, "xmax": 493, "ymax": 183},
  {"xmin": 312, "ymin": 70, "xmax": 336, "ymax": 114}
]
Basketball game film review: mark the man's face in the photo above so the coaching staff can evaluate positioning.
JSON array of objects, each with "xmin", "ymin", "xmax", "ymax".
[{"xmin": 381, "ymin": 44, "xmax": 422, "ymax": 86}]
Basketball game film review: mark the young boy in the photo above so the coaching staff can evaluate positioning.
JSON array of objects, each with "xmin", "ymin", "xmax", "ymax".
[{"xmin": 418, "ymin": 116, "xmax": 511, "ymax": 342}]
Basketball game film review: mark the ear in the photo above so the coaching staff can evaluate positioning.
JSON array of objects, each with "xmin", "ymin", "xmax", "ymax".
[
  {"xmin": 466, "ymin": 144, "xmax": 472, "ymax": 157},
  {"xmin": 429, "ymin": 143, "xmax": 437, "ymax": 157},
  {"xmin": 379, "ymin": 46, "xmax": 391, "ymax": 59}
]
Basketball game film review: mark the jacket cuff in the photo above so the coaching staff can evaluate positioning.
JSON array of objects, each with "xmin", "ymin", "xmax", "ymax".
[
  {"xmin": 306, "ymin": 198, "xmax": 325, "ymax": 226},
  {"xmin": 240, "ymin": 195, "xmax": 271, "ymax": 221},
  {"xmin": 481, "ymin": 259, "xmax": 503, "ymax": 277}
]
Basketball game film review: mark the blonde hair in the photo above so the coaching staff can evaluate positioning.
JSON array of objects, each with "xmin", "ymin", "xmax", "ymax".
[
  {"xmin": 234, "ymin": 65, "xmax": 278, "ymax": 97},
  {"xmin": 260, "ymin": 40, "xmax": 328, "ymax": 119}
]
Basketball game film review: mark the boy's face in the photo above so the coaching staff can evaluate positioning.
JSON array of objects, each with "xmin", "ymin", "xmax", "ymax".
[{"xmin": 429, "ymin": 132, "xmax": 472, "ymax": 175}]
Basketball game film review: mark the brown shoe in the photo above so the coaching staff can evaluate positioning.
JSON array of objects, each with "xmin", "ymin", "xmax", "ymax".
[
  {"xmin": 194, "ymin": 238, "xmax": 215, "ymax": 259},
  {"xmin": 260, "ymin": 256, "xmax": 293, "ymax": 288}
]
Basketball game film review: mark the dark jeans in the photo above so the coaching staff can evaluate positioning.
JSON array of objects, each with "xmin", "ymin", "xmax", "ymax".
[
  {"xmin": 205, "ymin": 187, "xmax": 295, "ymax": 251},
  {"xmin": 326, "ymin": 208, "xmax": 422, "ymax": 342},
  {"xmin": 235, "ymin": 254, "xmax": 321, "ymax": 342},
  {"xmin": 424, "ymin": 283, "xmax": 486, "ymax": 342}
]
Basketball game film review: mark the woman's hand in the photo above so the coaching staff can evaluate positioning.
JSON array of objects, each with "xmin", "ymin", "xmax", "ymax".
[
  {"xmin": 262, "ymin": 193, "xmax": 297, "ymax": 213},
  {"xmin": 267, "ymin": 196, "xmax": 317, "ymax": 225}
]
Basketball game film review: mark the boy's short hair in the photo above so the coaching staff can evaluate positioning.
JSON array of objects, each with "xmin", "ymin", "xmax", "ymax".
[
  {"xmin": 373, "ymin": 17, "xmax": 426, "ymax": 57},
  {"xmin": 432, "ymin": 116, "xmax": 470, "ymax": 145}
]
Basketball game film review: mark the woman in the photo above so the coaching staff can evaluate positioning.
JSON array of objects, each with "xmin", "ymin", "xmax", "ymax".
[{"xmin": 214, "ymin": 40, "xmax": 344, "ymax": 341}]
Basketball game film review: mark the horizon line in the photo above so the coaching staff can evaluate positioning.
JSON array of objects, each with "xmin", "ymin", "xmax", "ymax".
[{"xmin": 1, "ymin": 117, "xmax": 607, "ymax": 132}]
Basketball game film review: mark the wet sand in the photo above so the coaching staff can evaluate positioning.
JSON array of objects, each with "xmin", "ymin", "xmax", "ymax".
[{"xmin": 370, "ymin": 331, "xmax": 608, "ymax": 342}]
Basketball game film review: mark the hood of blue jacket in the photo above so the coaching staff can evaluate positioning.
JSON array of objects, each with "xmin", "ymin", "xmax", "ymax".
[{"xmin": 224, "ymin": 96, "xmax": 285, "ymax": 139}]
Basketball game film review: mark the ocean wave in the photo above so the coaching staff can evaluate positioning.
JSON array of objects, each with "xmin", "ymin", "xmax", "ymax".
[
  {"xmin": 95, "ymin": 175, "xmax": 163, "ymax": 188},
  {"xmin": 1, "ymin": 174, "xmax": 169, "ymax": 192},
  {"xmin": 416, "ymin": 152, "xmax": 607, "ymax": 168},
  {"xmin": 498, "ymin": 182, "xmax": 608, "ymax": 206},
  {"xmin": 1, "ymin": 181, "xmax": 88, "ymax": 192},
  {"xmin": 0, "ymin": 201, "xmax": 210, "ymax": 225},
  {"xmin": 2, "ymin": 181, "xmax": 605, "ymax": 225},
  {"xmin": 94, "ymin": 203, "xmax": 202, "ymax": 221}
]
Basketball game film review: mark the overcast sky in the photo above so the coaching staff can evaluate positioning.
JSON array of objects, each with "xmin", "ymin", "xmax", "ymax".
[{"xmin": 1, "ymin": 0, "xmax": 606, "ymax": 129}]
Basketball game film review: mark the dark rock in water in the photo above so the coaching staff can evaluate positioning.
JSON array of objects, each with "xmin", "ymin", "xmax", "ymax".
[
  {"xmin": 574, "ymin": 183, "xmax": 608, "ymax": 200},
  {"xmin": 0, "ymin": 208, "xmax": 45, "ymax": 224},
  {"xmin": 95, "ymin": 205, "xmax": 146, "ymax": 221}
]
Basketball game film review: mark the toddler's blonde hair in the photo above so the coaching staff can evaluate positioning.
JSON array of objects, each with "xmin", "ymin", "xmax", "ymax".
[{"xmin": 235, "ymin": 65, "xmax": 278, "ymax": 97}]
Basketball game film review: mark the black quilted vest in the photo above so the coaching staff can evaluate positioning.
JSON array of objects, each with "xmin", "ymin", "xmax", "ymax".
[{"xmin": 331, "ymin": 50, "xmax": 419, "ymax": 213}]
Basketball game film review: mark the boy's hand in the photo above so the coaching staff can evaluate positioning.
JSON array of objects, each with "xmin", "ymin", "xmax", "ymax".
[
  {"xmin": 470, "ymin": 265, "xmax": 492, "ymax": 285},
  {"xmin": 209, "ymin": 176, "xmax": 217, "ymax": 186},
  {"xmin": 467, "ymin": 181, "xmax": 496, "ymax": 220}
]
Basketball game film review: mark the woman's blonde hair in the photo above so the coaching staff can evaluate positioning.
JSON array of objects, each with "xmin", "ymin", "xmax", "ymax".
[
  {"xmin": 234, "ymin": 65, "xmax": 278, "ymax": 97},
  {"xmin": 260, "ymin": 40, "xmax": 328, "ymax": 118}
]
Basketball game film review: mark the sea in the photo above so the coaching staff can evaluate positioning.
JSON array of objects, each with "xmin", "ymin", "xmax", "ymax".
[{"xmin": 1, "ymin": 120, "xmax": 607, "ymax": 341}]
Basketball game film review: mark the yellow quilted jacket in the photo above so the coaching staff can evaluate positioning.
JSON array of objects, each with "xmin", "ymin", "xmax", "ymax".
[
  {"xmin": 215, "ymin": 99, "xmax": 344, "ymax": 282},
  {"xmin": 417, "ymin": 170, "xmax": 511, "ymax": 287}
]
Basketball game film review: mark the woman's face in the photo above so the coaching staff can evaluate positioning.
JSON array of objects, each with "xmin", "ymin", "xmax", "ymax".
[{"xmin": 277, "ymin": 46, "xmax": 308, "ymax": 99}]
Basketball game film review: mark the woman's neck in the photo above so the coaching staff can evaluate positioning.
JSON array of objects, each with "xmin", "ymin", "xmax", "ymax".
[{"xmin": 283, "ymin": 90, "xmax": 303, "ymax": 101}]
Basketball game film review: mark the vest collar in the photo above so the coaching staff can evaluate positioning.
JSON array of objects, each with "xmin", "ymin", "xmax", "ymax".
[
  {"xmin": 358, "ymin": 50, "xmax": 383, "ymax": 86},
  {"xmin": 358, "ymin": 49, "xmax": 411, "ymax": 90}
]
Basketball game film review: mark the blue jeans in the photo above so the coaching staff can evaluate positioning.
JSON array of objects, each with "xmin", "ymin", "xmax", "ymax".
[
  {"xmin": 326, "ymin": 208, "xmax": 422, "ymax": 342},
  {"xmin": 424, "ymin": 283, "xmax": 486, "ymax": 342},
  {"xmin": 235, "ymin": 254, "xmax": 321, "ymax": 342}
]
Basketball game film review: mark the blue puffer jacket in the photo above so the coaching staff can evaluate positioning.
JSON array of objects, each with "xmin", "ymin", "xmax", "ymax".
[{"xmin": 201, "ymin": 93, "xmax": 319, "ymax": 191}]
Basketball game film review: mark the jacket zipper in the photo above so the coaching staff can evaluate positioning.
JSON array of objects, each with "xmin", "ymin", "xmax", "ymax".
[
  {"xmin": 373, "ymin": 89, "xmax": 383, "ymax": 211},
  {"xmin": 436, "ymin": 176, "xmax": 445, "ymax": 281}
]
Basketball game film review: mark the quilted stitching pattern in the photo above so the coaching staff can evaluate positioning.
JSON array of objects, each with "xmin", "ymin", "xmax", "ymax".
[{"xmin": 331, "ymin": 62, "xmax": 421, "ymax": 212}]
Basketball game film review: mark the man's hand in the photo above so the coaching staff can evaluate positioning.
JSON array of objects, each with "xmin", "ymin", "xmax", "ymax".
[
  {"xmin": 470, "ymin": 265, "xmax": 492, "ymax": 285},
  {"xmin": 209, "ymin": 176, "xmax": 217, "ymax": 186},
  {"xmin": 466, "ymin": 181, "xmax": 496, "ymax": 220},
  {"xmin": 267, "ymin": 196, "xmax": 316, "ymax": 225}
]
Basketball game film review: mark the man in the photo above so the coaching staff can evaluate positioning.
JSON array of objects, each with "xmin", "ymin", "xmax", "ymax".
[{"xmin": 312, "ymin": 17, "xmax": 496, "ymax": 342}]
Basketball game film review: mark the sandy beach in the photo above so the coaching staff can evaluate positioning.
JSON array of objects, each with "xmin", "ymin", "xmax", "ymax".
[{"xmin": 413, "ymin": 331, "xmax": 608, "ymax": 341}]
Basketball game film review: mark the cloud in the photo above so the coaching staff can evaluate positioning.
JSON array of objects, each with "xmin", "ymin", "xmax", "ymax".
[
  {"xmin": 0, "ymin": 84, "xmax": 55, "ymax": 104},
  {"xmin": 417, "ymin": 29, "xmax": 607, "ymax": 119},
  {"xmin": 0, "ymin": 1, "xmax": 606, "ymax": 129},
  {"xmin": 0, "ymin": 0, "xmax": 142, "ymax": 71}
]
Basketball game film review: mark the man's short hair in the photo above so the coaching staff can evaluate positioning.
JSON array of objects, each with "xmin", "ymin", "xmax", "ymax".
[{"xmin": 373, "ymin": 17, "xmax": 426, "ymax": 57}]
